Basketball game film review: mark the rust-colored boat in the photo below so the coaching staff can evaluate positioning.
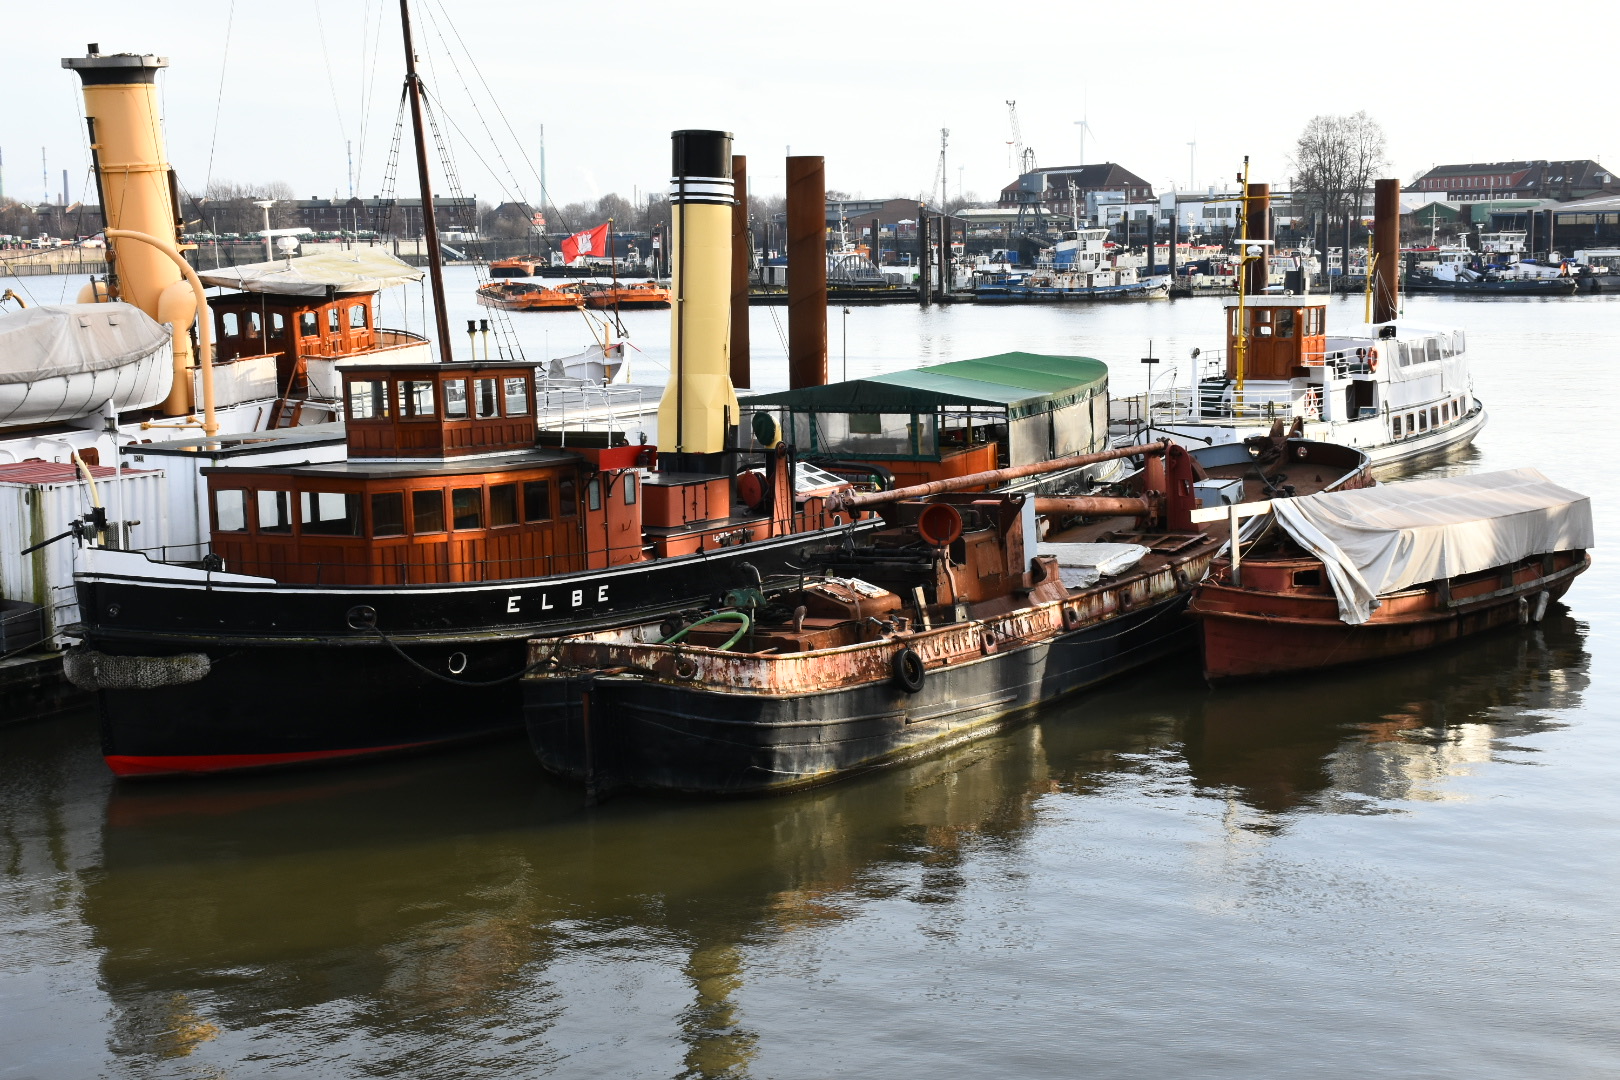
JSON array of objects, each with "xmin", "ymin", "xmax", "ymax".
[
  {"xmin": 1190, "ymin": 468, "xmax": 1592, "ymax": 681},
  {"xmin": 523, "ymin": 442, "xmax": 1225, "ymax": 795},
  {"xmin": 475, "ymin": 281, "xmax": 584, "ymax": 311},
  {"xmin": 581, "ymin": 281, "xmax": 671, "ymax": 309}
]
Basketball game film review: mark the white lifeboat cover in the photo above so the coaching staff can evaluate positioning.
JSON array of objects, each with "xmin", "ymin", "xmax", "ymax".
[
  {"xmin": 197, "ymin": 248, "xmax": 424, "ymax": 296},
  {"xmin": 1270, "ymin": 469, "xmax": 1593, "ymax": 624},
  {"xmin": 0, "ymin": 302, "xmax": 170, "ymax": 385}
]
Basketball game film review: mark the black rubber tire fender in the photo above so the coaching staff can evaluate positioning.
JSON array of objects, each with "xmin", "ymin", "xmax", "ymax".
[{"xmin": 892, "ymin": 647, "xmax": 926, "ymax": 693}]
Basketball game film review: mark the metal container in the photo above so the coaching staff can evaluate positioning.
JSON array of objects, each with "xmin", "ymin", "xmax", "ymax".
[{"xmin": 0, "ymin": 462, "xmax": 169, "ymax": 641}]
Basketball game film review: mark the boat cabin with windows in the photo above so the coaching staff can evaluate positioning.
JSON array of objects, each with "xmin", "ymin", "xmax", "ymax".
[
  {"xmin": 200, "ymin": 355, "xmax": 822, "ymax": 583},
  {"xmin": 197, "ymin": 249, "xmax": 433, "ymax": 424},
  {"xmin": 746, "ymin": 352, "xmax": 1110, "ymax": 489}
]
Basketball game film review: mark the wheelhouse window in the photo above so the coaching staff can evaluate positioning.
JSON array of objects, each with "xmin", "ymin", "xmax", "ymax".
[
  {"xmin": 451, "ymin": 487, "xmax": 483, "ymax": 530},
  {"xmin": 558, "ymin": 477, "xmax": 577, "ymax": 517},
  {"xmin": 257, "ymin": 490, "xmax": 294, "ymax": 533},
  {"xmin": 270, "ymin": 312, "xmax": 286, "ymax": 340},
  {"xmin": 398, "ymin": 380, "xmax": 435, "ymax": 417},
  {"xmin": 412, "ymin": 490, "xmax": 445, "ymax": 533},
  {"xmin": 504, "ymin": 376, "xmax": 530, "ymax": 416},
  {"xmin": 490, "ymin": 483, "xmax": 518, "ymax": 526},
  {"xmin": 371, "ymin": 492, "xmax": 405, "ymax": 537},
  {"xmin": 1392, "ymin": 415, "xmax": 1403, "ymax": 438},
  {"xmin": 1431, "ymin": 406, "xmax": 1440, "ymax": 426},
  {"xmin": 523, "ymin": 479, "xmax": 552, "ymax": 522},
  {"xmin": 348, "ymin": 380, "xmax": 389, "ymax": 419},
  {"xmin": 349, "ymin": 303, "xmax": 368, "ymax": 329},
  {"xmin": 222, "ymin": 311, "xmax": 240, "ymax": 337},
  {"xmin": 475, "ymin": 378, "xmax": 499, "ymax": 418},
  {"xmin": 1276, "ymin": 308, "xmax": 1296, "ymax": 337},
  {"xmin": 214, "ymin": 489, "xmax": 248, "ymax": 532},
  {"xmin": 328, "ymin": 307, "xmax": 340, "ymax": 333},
  {"xmin": 444, "ymin": 379, "xmax": 468, "ymax": 418},
  {"xmin": 300, "ymin": 492, "xmax": 362, "ymax": 536},
  {"xmin": 299, "ymin": 312, "xmax": 319, "ymax": 338},
  {"xmin": 586, "ymin": 478, "xmax": 602, "ymax": 512},
  {"xmin": 623, "ymin": 472, "xmax": 638, "ymax": 505}
]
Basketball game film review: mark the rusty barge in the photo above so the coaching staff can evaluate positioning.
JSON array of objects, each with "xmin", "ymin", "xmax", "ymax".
[
  {"xmin": 522, "ymin": 442, "xmax": 1224, "ymax": 795},
  {"xmin": 1190, "ymin": 468, "xmax": 1592, "ymax": 681}
]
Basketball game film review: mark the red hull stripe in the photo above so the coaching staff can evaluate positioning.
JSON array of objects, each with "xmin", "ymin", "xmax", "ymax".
[{"xmin": 105, "ymin": 741, "xmax": 439, "ymax": 777}]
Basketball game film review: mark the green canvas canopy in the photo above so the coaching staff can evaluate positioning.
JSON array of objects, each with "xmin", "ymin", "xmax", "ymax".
[{"xmin": 748, "ymin": 352, "xmax": 1108, "ymax": 420}]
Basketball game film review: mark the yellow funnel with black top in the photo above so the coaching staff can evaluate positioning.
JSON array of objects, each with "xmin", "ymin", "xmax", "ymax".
[
  {"xmin": 64, "ymin": 46, "xmax": 195, "ymax": 416},
  {"xmin": 658, "ymin": 130, "xmax": 740, "ymax": 464}
]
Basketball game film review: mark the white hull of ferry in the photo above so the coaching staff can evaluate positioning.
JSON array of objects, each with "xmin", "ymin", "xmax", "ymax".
[{"xmin": 1150, "ymin": 401, "xmax": 1486, "ymax": 475}]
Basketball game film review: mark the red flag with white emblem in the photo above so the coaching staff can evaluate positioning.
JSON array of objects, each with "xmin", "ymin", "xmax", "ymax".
[{"xmin": 561, "ymin": 222, "xmax": 609, "ymax": 263}]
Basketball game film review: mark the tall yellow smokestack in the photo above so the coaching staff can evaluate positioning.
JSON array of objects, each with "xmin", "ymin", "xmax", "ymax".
[
  {"xmin": 658, "ymin": 130, "xmax": 740, "ymax": 465},
  {"xmin": 64, "ymin": 46, "xmax": 195, "ymax": 416}
]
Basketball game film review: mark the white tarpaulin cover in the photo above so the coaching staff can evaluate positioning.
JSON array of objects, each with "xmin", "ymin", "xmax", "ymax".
[
  {"xmin": 0, "ymin": 302, "xmax": 169, "ymax": 385},
  {"xmin": 1037, "ymin": 542, "xmax": 1150, "ymax": 590},
  {"xmin": 1271, "ymin": 469, "xmax": 1593, "ymax": 625},
  {"xmin": 198, "ymin": 249, "xmax": 424, "ymax": 296}
]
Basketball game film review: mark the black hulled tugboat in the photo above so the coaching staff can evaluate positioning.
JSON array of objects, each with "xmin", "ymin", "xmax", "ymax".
[{"xmin": 73, "ymin": 123, "xmax": 871, "ymax": 776}]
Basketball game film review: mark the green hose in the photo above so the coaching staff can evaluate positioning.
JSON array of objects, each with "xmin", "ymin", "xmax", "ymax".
[{"xmin": 659, "ymin": 611, "xmax": 752, "ymax": 651}]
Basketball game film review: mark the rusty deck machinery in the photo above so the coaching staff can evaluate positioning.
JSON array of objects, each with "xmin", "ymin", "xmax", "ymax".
[{"xmin": 825, "ymin": 440, "xmax": 1197, "ymax": 532}]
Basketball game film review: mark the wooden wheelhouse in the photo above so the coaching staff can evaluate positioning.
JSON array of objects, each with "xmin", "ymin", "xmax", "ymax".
[
  {"xmin": 200, "ymin": 357, "xmax": 821, "ymax": 585},
  {"xmin": 1225, "ymin": 298, "xmax": 1328, "ymax": 380}
]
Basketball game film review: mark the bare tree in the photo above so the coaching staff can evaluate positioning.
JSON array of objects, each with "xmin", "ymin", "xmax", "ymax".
[{"xmin": 1291, "ymin": 111, "xmax": 1387, "ymax": 244}]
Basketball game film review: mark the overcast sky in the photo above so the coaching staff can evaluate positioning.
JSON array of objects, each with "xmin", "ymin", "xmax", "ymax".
[{"xmin": 6, "ymin": 0, "xmax": 1615, "ymax": 216}]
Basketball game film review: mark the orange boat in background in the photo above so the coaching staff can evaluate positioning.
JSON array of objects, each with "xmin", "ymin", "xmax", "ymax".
[
  {"xmin": 582, "ymin": 280, "xmax": 671, "ymax": 309},
  {"xmin": 489, "ymin": 255, "xmax": 546, "ymax": 277},
  {"xmin": 476, "ymin": 281, "xmax": 585, "ymax": 311}
]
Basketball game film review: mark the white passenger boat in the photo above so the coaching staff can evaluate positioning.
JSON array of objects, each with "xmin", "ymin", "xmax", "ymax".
[
  {"xmin": 1119, "ymin": 295, "xmax": 1485, "ymax": 471},
  {"xmin": 1116, "ymin": 177, "xmax": 1484, "ymax": 472}
]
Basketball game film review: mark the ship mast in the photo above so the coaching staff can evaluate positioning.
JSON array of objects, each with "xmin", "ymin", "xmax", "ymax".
[{"xmin": 398, "ymin": 0, "xmax": 454, "ymax": 363}]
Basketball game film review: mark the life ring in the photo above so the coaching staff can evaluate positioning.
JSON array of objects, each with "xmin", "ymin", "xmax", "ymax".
[{"xmin": 892, "ymin": 648, "xmax": 926, "ymax": 693}]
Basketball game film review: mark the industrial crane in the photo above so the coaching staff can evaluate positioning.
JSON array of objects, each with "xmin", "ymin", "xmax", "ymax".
[
  {"xmin": 1007, "ymin": 100, "xmax": 1034, "ymax": 174},
  {"xmin": 1004, "ymin": 100, "xmax": 1047, "ymax": 244}
]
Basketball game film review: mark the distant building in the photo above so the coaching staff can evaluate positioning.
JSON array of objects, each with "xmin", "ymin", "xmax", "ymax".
[
  {"xmin": 292, "ymin": 195, "xmax": 478, "ymax": 235},
  {"xmin": 999, "ymin": 164, "xmax": 1155, "ymax": 211},
  {"xmin": 1409, "ymin": 160, "xmax": 1619, "ymax": 203}
]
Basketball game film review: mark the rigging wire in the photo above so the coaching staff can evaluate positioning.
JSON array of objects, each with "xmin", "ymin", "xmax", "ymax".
[
  {"xmin": 202, "ymin": 0, "xmax": 239, "ymax": 198},
  {"xmin": 355, "ymin": 0, "xmax": 391, "ymax": 198},
  {"xmin": 424, "ymin": 0, "xmax": 565, "ymax": 231},
  {"xmin": 417, "ymin": 88, "xmax": 524, "ymax": 362},
  {"xmin": 312, "ymin": 0, "xmax": 351, "ymax": 187}
]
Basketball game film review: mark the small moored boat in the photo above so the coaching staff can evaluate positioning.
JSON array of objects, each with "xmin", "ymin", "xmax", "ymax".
[
  {"xmin": 1189, "ymin": 468, "xmax": 1592, "ymax": 681},
  {"xmin": 475, "ymin": 281, "xmax": 585, "ymax": 311},
  {"xmin": 581, "ymin": 281, "xmax": 671, "ymax": 309}
]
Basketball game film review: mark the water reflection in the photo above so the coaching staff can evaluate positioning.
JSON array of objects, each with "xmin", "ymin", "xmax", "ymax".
[
  {"xmin": 74, "ymin": 724, "xmax": 1057, "ymax": 1076},
  {"xmin": 0, "ymin": 612, "xmax": 1589, "ymax": 1077},
  {"xmin": 1181, "ymin": 610, "xmax": 1588, "ymax": 818}
]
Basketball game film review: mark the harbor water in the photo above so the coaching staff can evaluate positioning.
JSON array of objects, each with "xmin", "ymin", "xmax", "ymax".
[{"xmin": 3, "ymin": 276, "xmax": 1617, "ymax": 1077}]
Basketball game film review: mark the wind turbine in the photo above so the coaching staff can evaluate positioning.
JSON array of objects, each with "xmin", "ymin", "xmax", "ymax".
[{"xmin": 1073, "ymin": 118, "xmax": 1095, "ymax": 166}]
